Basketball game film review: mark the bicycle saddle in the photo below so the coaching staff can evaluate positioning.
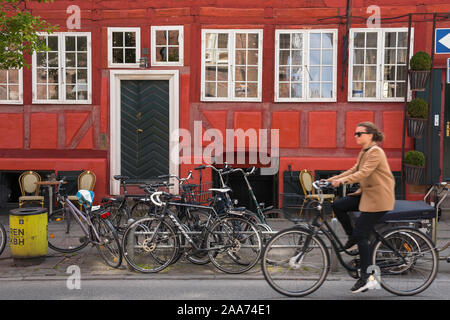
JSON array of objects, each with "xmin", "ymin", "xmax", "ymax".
[
  {"xmin": 114, "ymin": 175, "xmax": 130, "ymax": 181},
  {"xmin": 209, "ymin": 188, "xmax": 231, "ymax": 193}
]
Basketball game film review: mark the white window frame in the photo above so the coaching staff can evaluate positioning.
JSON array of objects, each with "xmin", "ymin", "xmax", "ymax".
[
  {"xmin": 201, "ymin": 29, "xmax": 263, "ymax": 102},
  {"xmin": 0, "ymin": 68, "xmax": 23, "ymax": 104},
  {"xmin": 107, "ymin": 27, "xmax": 141, "ymax": 68},
  {"xmin": 32, "ymin": 32, "xmax": 92, "ymax": 104},
  {"xmin": 151, "ymin": 26, "xmax": 184, "ymax": 66},
  {"xmin": 274, "ymin": 29, "xmax": 338, "ymax": 102},
  {"xmin": 348, "ymin": 28, "xmax": 414, "ymax": 102}
]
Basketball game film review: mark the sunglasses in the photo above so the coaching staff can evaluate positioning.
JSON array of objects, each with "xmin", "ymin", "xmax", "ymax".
[{"xmin": 354, "ymin": 131, "xmax": 370, "ymax": 137}]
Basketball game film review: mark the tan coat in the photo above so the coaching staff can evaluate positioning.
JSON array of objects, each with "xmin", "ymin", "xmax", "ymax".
[{"xmin": 328, "ymin": 145, "xmax": 395, "ymax": 212}]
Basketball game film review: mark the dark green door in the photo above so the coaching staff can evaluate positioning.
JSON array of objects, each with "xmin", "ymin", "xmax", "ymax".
[
  {"xmin": 121, "ymin": 80, "xmax": 170, "ymax": 182},
  {"xmin": 444, "ymin": 83, "xmax": 450, "ymax": 181}
]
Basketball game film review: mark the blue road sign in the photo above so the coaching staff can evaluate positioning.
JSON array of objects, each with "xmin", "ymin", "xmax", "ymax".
[{"xmin": 436, "ymin": 29, "xmax": 450, "ymax": 54}]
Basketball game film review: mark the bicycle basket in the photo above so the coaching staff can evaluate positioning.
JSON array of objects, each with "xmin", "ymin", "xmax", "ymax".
[{"xmin": 182, "ymin": 182, "xmax": 213, "ymax": 205}]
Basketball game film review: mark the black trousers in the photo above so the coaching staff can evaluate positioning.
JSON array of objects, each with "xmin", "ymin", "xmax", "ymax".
[{"xmin": 332, "ymin": 196, "xmax": 386, "ymax": 279}]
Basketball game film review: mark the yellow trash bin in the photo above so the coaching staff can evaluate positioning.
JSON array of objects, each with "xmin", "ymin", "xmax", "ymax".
[{"xmin": 9, "ymin": 207, "xmax": 48, "ymax": 259}]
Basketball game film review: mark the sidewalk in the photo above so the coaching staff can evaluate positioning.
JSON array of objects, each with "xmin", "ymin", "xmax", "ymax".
[{"xmin": 0, "ymin": 206, "xmax": 449, "ymax": 281}]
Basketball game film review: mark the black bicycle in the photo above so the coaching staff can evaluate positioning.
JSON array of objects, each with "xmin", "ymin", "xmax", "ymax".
[
  {"xmin": 122, "ymin": 190, "xmax": 262, "ymax": 274},
  {"xmin": 261, "ymin": 180, "xmax": 439, "ymax": 297}
]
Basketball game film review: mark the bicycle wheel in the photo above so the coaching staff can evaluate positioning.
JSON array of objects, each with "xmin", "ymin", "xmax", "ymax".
[
  {"xmin": 183, "ymin": 209, "xmax": 212, "ymax": 265},
  {"xmin": 92, "ymin": 217, "xmax": 123, "ymax": 268},
  {"xmin": 207, "ymin": 215, "xmax": 262, "ymax": 274},
  {"xmin": 261, "ymin": 227, "xmax": 330, "ymax": 297},
  {"xmin": 122, "ymin": 217, "xmax": 179, "ymax": 273},
  {"xmin": 130, "ymin": 201, "xmax": 153, "ymax": 219},
  {"xmin": 104, "ymin": 201, "xmax": 127, "ymax": 234},
  {"xmin": 0, "ymin": 222, "xmax": 6, "ymax": 256},
  {"xmin": 48, "ymin": 207, "xmax": 89, "ymax": 253},
  {"xmin": 372, "ymin": 227, "xmax": 438, "ymax": 296}
]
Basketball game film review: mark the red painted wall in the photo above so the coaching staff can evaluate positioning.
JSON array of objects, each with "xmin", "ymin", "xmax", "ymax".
[{"xmin": 1, "ymin": 0, "xmax": 450, "ymax": 205}]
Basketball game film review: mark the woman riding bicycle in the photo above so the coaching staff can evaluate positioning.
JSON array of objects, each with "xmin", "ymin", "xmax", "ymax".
[{"xmin": 327, "ymin": 121, "xmax": 395, "ymax": 293}]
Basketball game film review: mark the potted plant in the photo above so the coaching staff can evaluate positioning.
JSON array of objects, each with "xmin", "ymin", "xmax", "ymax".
[
  {"xmin": 409, "ymin": 51, "xmax": 432, "ymax": 91},
  {"xmin": 404, "ymin": 150, "xmax": 425, "ymax": 185},
  {"xmin": 406, "ymin": 97, "xmax": 428, "ymax": 138}
]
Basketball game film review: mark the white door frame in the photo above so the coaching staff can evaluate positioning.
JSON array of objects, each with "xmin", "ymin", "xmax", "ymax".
[{"xmin": 109, "ymin": 69, "xmax": 179, "ymax": 195}]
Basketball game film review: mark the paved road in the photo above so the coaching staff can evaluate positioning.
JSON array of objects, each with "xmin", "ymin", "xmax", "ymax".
[{"xmin": 0, "ymin": 278, "xmax": 448, "ymax": 300}]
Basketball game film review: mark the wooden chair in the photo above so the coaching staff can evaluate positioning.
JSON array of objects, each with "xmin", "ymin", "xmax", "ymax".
[
  {"xmin": 67, "ymin": 170, "xmax": 96, "ymax": 209},
  {"xmin": 299, "ymin": 169, "xmax": 335, "ymax": 217},
  {"xmin": 18, "ymin": 171, "xmax": 44, "ymax": 208}
]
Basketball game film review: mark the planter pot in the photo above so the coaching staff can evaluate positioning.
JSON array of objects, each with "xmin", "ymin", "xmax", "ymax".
[
  {"xmin": 407, "ymin": 117, "xmax": 427, "ymax": 138},
  {"xmin": 404, "ymin": 164, "xmax": 425, "ymax": 185},
  {"xmin": 408, "ymin": 70, "xmax": 430, "ymax": 91}
]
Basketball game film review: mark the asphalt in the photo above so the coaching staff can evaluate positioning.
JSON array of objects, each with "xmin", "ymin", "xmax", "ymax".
[{"xmin": 0, "ymin": 205, "xmax": 449, "ymax": 282}]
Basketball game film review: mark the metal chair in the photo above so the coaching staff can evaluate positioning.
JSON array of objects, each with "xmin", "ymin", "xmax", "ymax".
[
  {"xmin": 67, "ymin": 170, "xmax": 96, "ymax": 209},
  {"xmin": 18, "ymin": 171, "xmax": 44, "ymax": 208},
  {"xmin": 299, "ymin": 169, "xmax": 335, "ymax": 217}
]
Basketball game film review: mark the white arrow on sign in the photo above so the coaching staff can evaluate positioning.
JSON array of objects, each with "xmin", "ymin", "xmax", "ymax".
[{"xmin": 438, "ymin": 33, "xmax": 450, "ymax": 49}]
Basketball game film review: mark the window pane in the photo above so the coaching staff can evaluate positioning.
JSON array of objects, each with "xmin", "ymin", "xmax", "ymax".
[
  {"xmin": 77, "ymin": 69, "xmax": 87, "ymax": 83},
  {"xmin": 235, "ymin": 66, "xmax": 246, "ymax": 81},
  {"xmin": 48, "ymin": 68, "xmax": 59, "ymax": 83},
  {"xmin": 78, "ymin": 87, "xmax": 88, "ymax": 100},
  {"xmin": 217, "ymin": 66, "xmax": 228, "ymax": 81},
  {"xmin": 37, "ymin": 85, "xmax": 47, "ymax": 100},
  {"xmin": 247, "ymin": 83, "xmax": 258, "ymax": 97},
  {"xmin": 352, "ymin": 82, "xmax": 364, "ymax": 97},
  {"xmin": 66, "ymin": 36, "xmax": 76, "ymax": 51},
  {"xmin": 279, "ymin": 67, "xmax": 289, "ymax": 81},
  {"xmin": 48, "ymin": 52, "xmax": 58, "ymax": 67},
  {"xmin": 396, "ymin": 82, "xmax": 406, "ymax": 97},
  {"xmin": 77, "ymin": 37, "xmax": 87, "ymax": 51},
  {"xmin": 218, "ymin": 51, "xmax": 228, "ymax": 64},
  {"xmin": 309, "ymin": 50, "xmax": 320, "ymax": 65},
  {"xmin": 383, "ymin": 82, "xmax": 395, "ymax": 98},
  {"xmin": 385, "ymin": 32, "xmax": 396, "ymax": 47},
  {"xmin": 0, "ymin": 70, "xmax": 6, "ymax": 83},
  {"xmin": 279, "ymin": 34, "xmax": 290, "ymax": 49},
  {"xmin": 292, "ymin": 33, "xmax": 302, "ymax": 49},
  {"xmin": 247, "ymin": 67, "xmax": 258, "ymax": 82},
  {"xmin": 156, "ymin": 47, "xmax": 167, "ymax": 62},
  {"xmin": 205, "ymin": 66, "xmax": 216, "ymax": 81},
  {"xmin": 309, "ymin": 83, "xmax": 320, "ymax": 98},
  {"xmin": 36, "ymin": 52, "xmax": 47, "ymax": 67},
  {"xmin": 66, "ymin": 85, "xmax": 76, "ymax": 100},
  {"xmin": 353, "ymin": 66, "xmax": 364, "ymax": 81},
  {"xmin": 397, "ymin": 66, "xmax": 406, "ymax": 81},
  {"xmin": 48, "ymin": 36, "xmax": 58, "ymax": 51},
  {"xmin": 384, "ymin": 49, "xmax": 396, "ymax": 64},
  {"xmin": 397, "ymin": 32, "xmax": 408, "ymax": 47},
  {"xmin": 291, "ymin": 67, "xmax": 302, "ymax": 81},
  {"xmin": 125, "ymin": 32, "xmax": 136, "ymax": 47},
  {"xmin": 124, "ymin": 49, "xmax": 136, "ymax": 63},
  {"xmin": 235, "ymin": 50, "xmax": 246, "ymax": 65},
  {"xmin": 321, "ymin": 83, "xmax": 333, "ymax": 98},
  {"xmin": 48, "ymin": 85, "xmax": 59, "ymax": 99},
  {"xmin": 168, "ymin": 30, "xmax": 179, "ymax": 45},
  {"xmin": 8, "ymin": 70, "xmax": 19, "ymax": 84},
  {"xmin": 248, "ymin": 50, "xmax": 258, "ymax": 65},
  {"xmin": 354, "ymin": 33, "xmax": 365, "ymax": 48},
  {"xmin": 66, "ymin": 53, "xmax": 76, "ymax": 67},
  {"xmin": 291, "ymin": 83, "xmax": 302, "ymax": 98},
  {"xmin": 322, "ymin": 50, "xmax": 333, "ymax": 65},
  {"xmin": 235, "ymin": 34, "xmax": 246, "ymax": 49},
  {"xmin": 279, "ymin": 50, "xmax": 290, "ymax": 65},
  {"xmin": 66, "ymin": 69, "xmax": 76, "ymax": 84},
  {"xmin": 309, "ymin": 66, "xmax": 320, "ymax": 81},
  {"xmin": 217, "ymin": 82, "xmax": 228, "ymax": 97},
  {"xmin": 113, "ymin": 48, "xmax": 123, "ymax": 63},
  {"xmin": 384, "ymin": 66, "xmax": 395, "ymax": 81},
  {"xmin": 310, "ymin": 33, "xmax": 321, "ymax": 49},
  {"xmin": 112, "ymin": 32, "xmax": 123, "ymax": 47},
  {"xmin": 322, "ymin": 66, "xmax": 333, "ymax": 81},
  {"xmin": 322, "ymin": 33, "xmax": 333, "ymax": 49},
  {"xmin": 0, "ymin": 85, "xmax": 6, "ymax": 100},
  {"xmin": 279, "ymin": 83, "xmax": 289, "ymax": 98},
  {"xmin": 366, "ymin": 33, "xmax": 377, "ymax": 48},
  {"xmin": 235, "ymin": 82, "xmax": 246, "ymax": 97},
  {"xmin": 353, "ymin": 49, "xmax": 364, "ymax": 64},
  {"xmin": 397, "ymin": 49, "xmax": 407, "ymax": 64},
  {"xmin": 248, "ymin": 34, "xmax": 258, "ymax": 49},
  {"xmin": 365, "ymin": 49, "xmax": 377, "ymax": 64},
  {"xmin": 77, "ymin": 53, "xmax": 87, "ymax": 67},
  {"xmin": 156, "ymin": 31, "xmax": 167, "ymax": 46},
  {"xmin": 205, "ymin": 82, "xmax": 216, "ymax": 97},
  {"xmin": 168, "ymin": 47, "xmax": 179, "ymax": 62},
  {"xmin": 9, "ymin": 85, "xmax": 19, "ymax": 100},
  {"xmin": 218, "ymin": 34, "xmax": 228, "ymax": 48},
  {"xmin": 37, "ymin": 68, "xmax": 47, "ymax": 83},
  {"xmin": 364, "ymin": 82, "xmax": 376, "ymax": 97},
  {"xmin": 291, "ymin": 50, "xmax": 302, "ymax": 65},
  {"xmin": 365, "ymin": 66, "xmax": 377, "ymax": 81}
]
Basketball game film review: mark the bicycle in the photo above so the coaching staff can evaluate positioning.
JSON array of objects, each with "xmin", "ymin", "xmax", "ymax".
[
  {"xmin": 47, "ymin": 179, "xmax": 123, "ymax": 268},
  {"xmin": 0, "ymin": 221, "xmax": 6, "ymax": 256},
  {"xmin": 121, "ymin": 190, "xmax": 262, "ymax": 274},
  {"xmin": 261, "ymin": 180, "xmax": 439, "ymax": 297}
]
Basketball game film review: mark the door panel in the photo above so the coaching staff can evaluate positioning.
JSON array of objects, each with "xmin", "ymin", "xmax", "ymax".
[{"xmin": 120, "ymin": 80, "xmax": 170, "ymax": 182}]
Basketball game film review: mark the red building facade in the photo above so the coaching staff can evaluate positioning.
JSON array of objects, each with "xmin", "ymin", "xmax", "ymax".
[{"xmin": 1, "ymin": 0, "xmax": 450, "ymax": 206}]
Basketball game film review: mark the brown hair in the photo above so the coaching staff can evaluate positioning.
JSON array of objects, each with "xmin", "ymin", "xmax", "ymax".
[{"xmin": 357, "ymin": 121, "xmax": 384, "ymax": 142}]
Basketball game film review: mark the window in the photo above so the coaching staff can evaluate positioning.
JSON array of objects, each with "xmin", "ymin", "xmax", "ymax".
[
  {"xmin": 108, "ymin": 28, "xmax": 140, "ymax": 68},
  {"xmin": 275, "ymin": 29, "xmax": 337, "ymax": 102},
  {"xmin": 0, "ymin": 68, "xmax": 22, "ymax": 104},
  {"xmin": 349, "ymin": 28, "xmax": 413, "ymax": 101},
  {"xmin": 201, "ymin": 29, "xmax": 263, "ymax": 101},
  {"xmin": 151, "ymin": 26, "xmax": 183, "ymax": 66},
  {"xmin": 33, "ymin": 33, "xmax": 91, "ymax": 103}
]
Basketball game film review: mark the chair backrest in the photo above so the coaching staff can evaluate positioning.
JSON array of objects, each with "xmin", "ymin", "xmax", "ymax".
[
  {"xmin": 78, "ymin": 170, "xmax": 96, "ymax": 191},
  {"xmin": 19, "ymin": 171, "xmax": 41, "ymax": 195},
  {"xmin": 299, "ymin": 169, "xmax": 314, "ymax": 195}
]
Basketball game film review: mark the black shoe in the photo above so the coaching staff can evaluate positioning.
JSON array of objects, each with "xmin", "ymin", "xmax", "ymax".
[{"xmin": 351, "ymin": 277, "xmax": 378, "ymax": 293}]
